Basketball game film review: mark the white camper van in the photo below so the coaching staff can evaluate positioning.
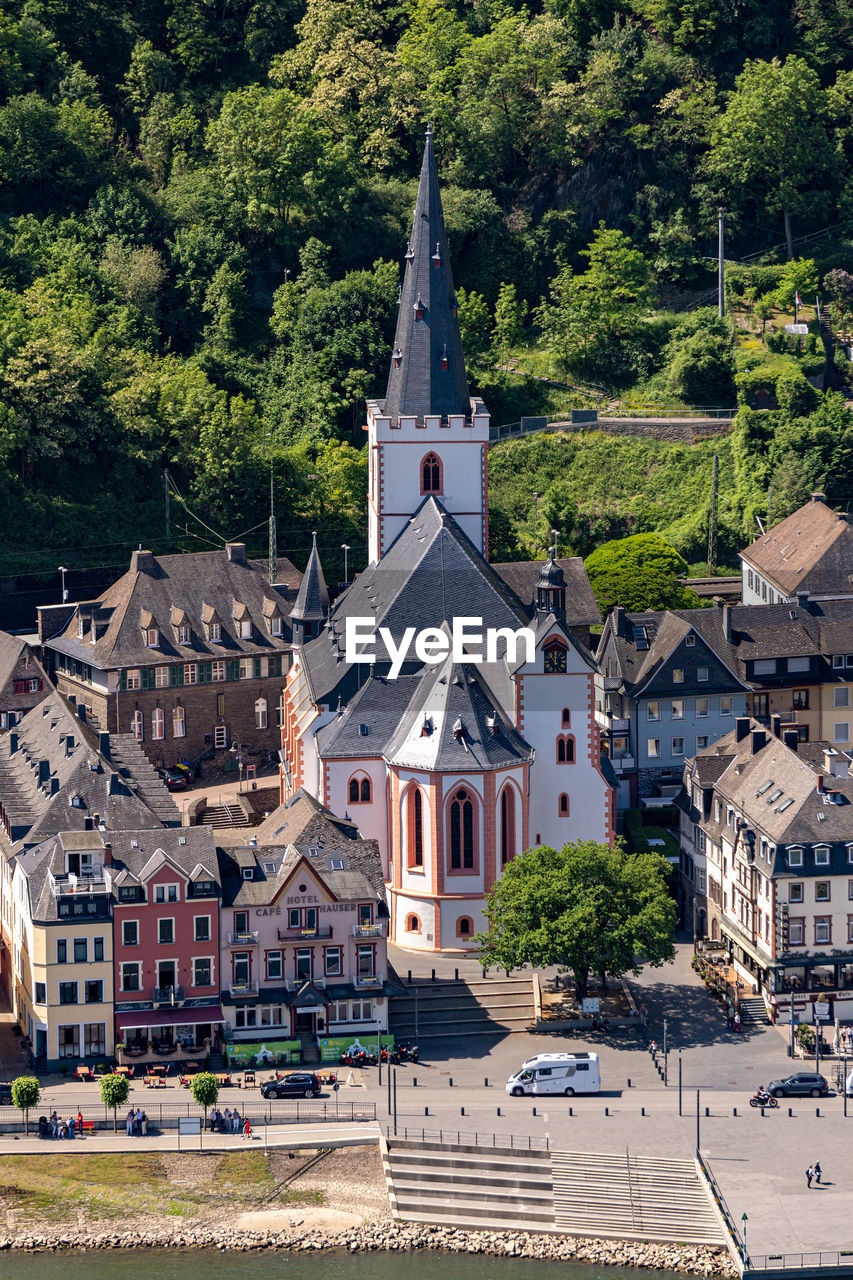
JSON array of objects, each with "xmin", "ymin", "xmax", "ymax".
[{"xmin": 505, "ymin": 1051, "xmax": 601, "ymax": 1097}]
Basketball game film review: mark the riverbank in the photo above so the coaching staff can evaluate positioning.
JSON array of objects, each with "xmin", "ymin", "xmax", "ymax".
[{"xmin": 0, "ymin": 1220, "xmax": 736, "ymax": 1276}]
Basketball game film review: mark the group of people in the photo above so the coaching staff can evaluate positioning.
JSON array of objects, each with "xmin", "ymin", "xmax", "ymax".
[
  {"xmin": 125, "ymin": 1107, "xmax": 148, "ymax": 1136},
  {"xmin": 806, "ymin": 1162, "xmax": 823, "ymax": 1188},
  {"xmin": 209, "ymin": 1107, "xmax": 252, "ymax": 1138},
  {"xmin": 44, "ymin": 1110, "xmax": 83, "ymax": 1138}
]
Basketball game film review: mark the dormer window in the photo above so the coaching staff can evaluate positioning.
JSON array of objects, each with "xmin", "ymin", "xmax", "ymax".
[
  {"xmin": 414, "ymin": 295, "xmax": 425, "ymax": 320},
  {"xmin": 440, "ymin": 343, "xmax": 449, "ymax": 371},
  {"xmin": 240, "ymin": 619, "xmax": 252, "ymax": 639},
  {"xmin": 146, "ymin": 628, "xmax": 159, "ymax": 648},
  {"xmin": 270, "ymin": 615, "xmax": 283, "ymax": 637},
  {"xmin": 432, "ymin": 242, "xmax": 442, "ymax": 267},
  {"xmin": 178, "ymin": 625, "xmax": 191, "ymax": 645},
  {"xmin": 209, "ymin": 622, "xmax": 221, "ymax": 643},
  {"xmin": 405, "ymin": 242, "xmax": 414, "ymax": 265}
]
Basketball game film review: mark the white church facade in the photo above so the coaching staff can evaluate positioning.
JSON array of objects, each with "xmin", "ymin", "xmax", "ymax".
[{"xmin": 279, "ymin": 130, "xmax": 615, "ymax": 952}]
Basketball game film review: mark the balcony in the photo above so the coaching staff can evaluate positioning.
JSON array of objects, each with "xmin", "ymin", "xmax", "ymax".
[
  {"xmin": 595, "ymin": 711, "xmax": 631, "ymax": 733},
  {"xmin": 229, "ymin": 979, "xmax": 258, "ymax": 998},
  {"xmin": 152, "ymin": 985, "xmax": 185, "ymax": 1006},
  {"xmin": 353, "ymin": 922, "xmax": 386, "ymax": 939},
  {"xmin": 50, "ymin": 871, "xmax": 108, "ymax": 897},
  {"xmin": 227, "ymin": 930, "xmax": 259, "ymax": 946},
  {"xmin": 609, "ymin": 755, "xmax": 636, "ymax": 772},
  {"xmin": 352, "ymin": 971, "xmax": 384, "ymax": 988},
  {"xmin": 277, "ymin": 925, "xmax": 333, "ymax": 941}
]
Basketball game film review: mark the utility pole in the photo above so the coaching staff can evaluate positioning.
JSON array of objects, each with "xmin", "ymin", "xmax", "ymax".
[
  {"xmin": 718, "ymin": 208, "xmax": 726, "ymax": 318},
  {"xmin": 268, "ymin": 456, "xmax": 277, "ymax": 586},
  {"xmin": 341, "ymin": 543, "xmax": 351, "ymax": 586},
  {"xmin": 707, "ymin": 454, "xmax": 719, "ymax": 577},
  {"xmin": 164, "ymin": 469, "xmax": 171, "ymax": 553}
]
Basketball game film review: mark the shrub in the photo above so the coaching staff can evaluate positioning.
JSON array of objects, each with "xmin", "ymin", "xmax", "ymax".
[{"xmin": 11, "ymin": 1077, "xmax": 40, "ymax": 1134}]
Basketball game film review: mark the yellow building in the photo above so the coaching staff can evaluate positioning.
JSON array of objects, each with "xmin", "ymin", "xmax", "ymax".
[
  {"xmin": 14, "ymin": 833, "xmax": 114, "ymax": 1066},
  {"xmin": 819, "ymin": 663, "xmax": 853, "ymax": 752}
]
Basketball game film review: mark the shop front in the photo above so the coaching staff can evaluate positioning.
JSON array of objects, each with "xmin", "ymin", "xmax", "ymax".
[{"xmin": 115, "ymin": 1003, "xmax": 224, "ymax": 1065}]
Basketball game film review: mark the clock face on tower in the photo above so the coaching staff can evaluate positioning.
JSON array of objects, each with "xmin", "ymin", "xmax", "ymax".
[{"xmin": 543, "ymin": 645, "xmax": 567, "ymax": 674}]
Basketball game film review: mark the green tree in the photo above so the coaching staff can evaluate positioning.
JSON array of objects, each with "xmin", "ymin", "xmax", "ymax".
[
  {"xmin": 705, "ymin": 58, "xmax": 833, "ymax": 258},
  {"xmin": 190, "ymin": 1071, "xmax": 219, "ymax": 1127},
  {"xmin": 492, "ymin": 281, "xmax": 526, "ymax": 367},
  {"xmin": 456, "ymin": 287, "xmax": 492, "ymax": 370},
  {"xmin": 774, "ymin": 258, "xmax": 818, "ymax": 312},
  {"xmin": 478, "ymin": 840, "xmax": 676, "ymax": 1000},
  {"xmin": 11, "ymin": 1076, "xmax": 40, "ymax": 1135},
  {"xmin": 585, "ymin": 532, "xmax": 701, "ymax": 614},
  {"xmin": 664, "ymin": 309, "xmax": 736, "ymax": 404},
  {"xmin": 99, "ymin": 1071, "xmax": 130, "ymax": 1132},
  {"xmin": 754, "ymin": 296, "xmax": 773, "ymax": 339}
]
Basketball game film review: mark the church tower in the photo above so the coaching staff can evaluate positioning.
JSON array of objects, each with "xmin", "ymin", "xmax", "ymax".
[{"xmin": 366, "ymin": 128, "xmax": 490, "ymax": 564}]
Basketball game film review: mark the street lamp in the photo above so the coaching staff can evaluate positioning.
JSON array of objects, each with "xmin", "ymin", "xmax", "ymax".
[
  {"xmin": 230, "ymin": 741, "xmax": 245, "ymax": 790},
  {"xmin": 741, "ymin": 1213, "xmax": 748, "ymax": 1262},
  {"xmin": 58, "ymin": 565, "xmax": 68, "ymax": 603},
  {"xmin": 341, "ymin": 544, "xmax": 351, "ymax": 585}
]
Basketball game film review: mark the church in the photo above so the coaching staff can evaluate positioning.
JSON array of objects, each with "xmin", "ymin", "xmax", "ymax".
[{"xmin": 279, "ymin": 129, "xmax": 615, "ymax": 952}]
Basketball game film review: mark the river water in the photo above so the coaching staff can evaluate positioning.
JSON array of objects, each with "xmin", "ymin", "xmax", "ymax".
[{"xmin": 1, "ymin": 1250, "xmax": 681, "ymax": 1280}]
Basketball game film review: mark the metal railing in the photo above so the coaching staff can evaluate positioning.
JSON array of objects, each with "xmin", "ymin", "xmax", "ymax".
[
  {"xmin": 386, "ymin": 1124, "xmax": 549, "ymax": 1151},
  {"xmin": 492, "ymin": 405, "xmax": 736, "ymax": 440},
  {"xmin": 277, "ymin": 925, "xmax": 333, "ymax": 941},
  {"xmin": 227, "ymin": 931, "xmax": 259, "ymax": 945},
  {"xmin": 695, "ymin": 1149, "xmax": 747, "ymax": 1268},
  {"xmin": 353, "ymin": 923, "xmax": 386, "ymax": 938},
  {"xmin": 0, "ymin": 1099, "xmax": 377, "ymax": 1135},
  {"xmin": 748, "ymin": 1253, "xmax": 853, "ymax": 1272},
  {"xmin": 152, "ymin": 985, "xmax": 185, "ymax": 1003},
  {"xmin": 229, "ymin": 980, "xmax": 258, "ymax": 997}
]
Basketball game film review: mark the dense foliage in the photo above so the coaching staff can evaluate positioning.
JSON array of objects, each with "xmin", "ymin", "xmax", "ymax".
[{"xmin": 2, "ymin": 0, "xmax": 853, "ymax": 586}]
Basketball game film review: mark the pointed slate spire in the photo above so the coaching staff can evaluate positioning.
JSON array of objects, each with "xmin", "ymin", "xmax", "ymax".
[
  {"xmin": 291, "ymin": 532, "xmax": 329, "ymax": 645},
  {"xmin": 382, "ymin": 126, "xmax": 471, "ymax": 422}
]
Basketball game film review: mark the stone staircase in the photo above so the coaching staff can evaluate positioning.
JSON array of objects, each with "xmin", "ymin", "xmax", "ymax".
[
  {"xmin": 382, "ymin": 1139, "xmax": 726, "ymax": 1246},
  {"xmin": 390, "ymin": 977, "xmax": 535, "ymax": 1042},
  {"xmin": 199, "ymin": 802, "xmax": 250, "ymax": 829},
  {"xmin": 739, "ymin": 996, "xmax": 770, "ymax": 1025},
  {"xmin": 551, "ymin": 1151, "xmax": 725, "ymax": 1244},
  {"xmin": 383, "ymin": 1139, "xmax": 555, "ymax": 1230}
]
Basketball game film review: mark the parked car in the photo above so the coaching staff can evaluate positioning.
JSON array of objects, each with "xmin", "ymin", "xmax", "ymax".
[
  {"xmin": 0, "ymin": 1083, "xmax": 12, "ymax": 1105},
  {"xmin": 260, "ymin": 1073, "xmax": 321, "ymax": 1099},
  {"xmin": 768, "ymin": 1072, "xmax": 829, "ymax": 1098},
  {"xmin": 158, "ymin": 767, "xmax": 189, "ymax": 791}
]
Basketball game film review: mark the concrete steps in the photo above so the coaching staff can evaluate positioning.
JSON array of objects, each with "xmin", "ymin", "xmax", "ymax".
[
  {"xmin": 199, "ymin": 803, "xmax": 250, "ymax": 829},
  {"xmin": 390, "ymin": 978, "xmax": 535, "ymax": 1041},
  {"xmin": 551, "ymin": 1151, "xmax": 725, "ymax": 1244},
  {"xmin": 739, "ymin": 996, "xmax": 770, "ymax": 1025}
]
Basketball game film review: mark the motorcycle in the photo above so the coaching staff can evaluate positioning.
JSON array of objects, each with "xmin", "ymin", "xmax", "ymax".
[
  {"xmin": 749, "ymin": 1093, "xmax": 778, "ymax": 1108},
  {"xmin": 398, "ymin": 1043, "xmax": 419, "ymax": 1063}
]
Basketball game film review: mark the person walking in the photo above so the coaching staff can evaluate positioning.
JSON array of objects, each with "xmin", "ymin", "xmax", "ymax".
[
  {"xmin": 806, "ymin": 1165, "xmax": 814, "ymax": 1188},
  {"xmin": 242, "ymin": 1116, "xmax": 252, "ymax": 1140},
  {"xmin": 814, "ymin": 1161, "xmax": 822, "ymax": 1185}
]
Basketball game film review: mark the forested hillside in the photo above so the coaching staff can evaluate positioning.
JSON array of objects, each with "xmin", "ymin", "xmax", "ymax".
[{"xmin": 2, "ymin": 0, "xmax": 853, "ymax": 586}]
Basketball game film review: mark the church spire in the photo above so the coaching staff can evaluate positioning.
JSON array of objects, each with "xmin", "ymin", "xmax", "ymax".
[
  {"xmin": 291, "ymin": 532, "xmax": 329, "ymax": 646},
  {"xmin": 382, "ymin": 126, "xmax": 470, "ymax": 422}
]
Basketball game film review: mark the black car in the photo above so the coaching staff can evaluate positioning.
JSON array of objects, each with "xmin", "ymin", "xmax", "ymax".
[
  {"xmin": 0, "ymin": 1083, "xmax": 12, "ymax": 1105},
  {"xmin": 158, "ymin": 767, "xmax": 188, "ymax": 791},
  {"xmin": 261, "ymin": 1073, "xmax": 321, "ymax": 1100},
  {"xmin": 768, "ymin": 1072, "xmax": 829, "ymax": 1098}
]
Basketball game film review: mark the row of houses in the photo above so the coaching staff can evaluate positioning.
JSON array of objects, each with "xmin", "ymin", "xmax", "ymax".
[{"xmin": 0, "ymin": 693, "xmax": 392, "ymax": 1069}]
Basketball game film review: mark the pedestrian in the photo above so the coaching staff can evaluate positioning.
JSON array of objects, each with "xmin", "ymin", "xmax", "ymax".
[
  {"xmin": 224, "ymin": 1107, "xmax": 232, "ymax": 1133},
  {"xmin": 231, "ymin": 1107, "xmax": 241, "ymax": 1134},
  {"xmin": 734, "ymin": 1011, "xmax": 742, "ymax": 1033},
  {"xmin": 49, "ymin": 1110, "xmax": 59, "ymax": 1137},
  {"xmin": 66, "ymin": 1114, "xmax": 76, "ymax": 1139},
  {"xmin": 242, "ymin": 1116, "xmax": 252, "ymax": 1140},
  {"xmin": 814, "ymin": 1162, "xmax": 822, "ymax": 1185},
  {"xmin": 140, "ymin": 1111, "xmax": 148, "ymax": 1137},
  {"xmin": 76, "ymin": 1109, "xmax": 83, "ymax": 1136},
  {"xmin": 126, "ymin": 1108, "xmax": 134, "ymax": 1137},
  {"xmin": 135, "ymin": 1107, "xmax": 144, "ymax": 1136},
  {"xmin": 806, "ymin": 1166, "xmax": 814, "ymax": 1188},
  {"xmin": 649, "ymin": 1040, "xmax": 658, "ymax": 1055}
]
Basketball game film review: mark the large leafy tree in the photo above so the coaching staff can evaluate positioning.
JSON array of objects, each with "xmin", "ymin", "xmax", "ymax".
[
  {"xmin": 585, "ymin": 532, "xmax": 701, "ymax": 614},
  {"xmin": 479, "ymin": 840, "xmax": 676, "ymax": 1000},
  {"xmin": 705, "ymin": 57, "xmax": 833, "ymax": 257}
]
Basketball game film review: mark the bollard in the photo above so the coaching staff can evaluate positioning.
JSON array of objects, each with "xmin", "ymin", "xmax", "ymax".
[
  {"xmin": 484, "ymin": 1078, "xmax": 489, "ymax": 1087},
  {"xmin": 408, "ymin": 970, "xmax": 412, "ymax": 984},
  {"xmin": 455, "ymin": 967, "xmax": 459, "ymax": 981},
  {"xmin": 569, "ymin": 1107, "xmax": 573, "ymax": 1117},
  {"xmin": 816, "ymin": 1107, "xmax": 821, "ymax": 1117},
  {"xmin": 413, "ymin": 1078, "xmax": 418, "ymax": 1087},
  {"xmin": 788, "ymin": 1108, "xmax": 793, "ymax": 1117},
  {"xmin": 532, "ymin": 1107, "xmax": 537, "ymax": 1116},
  {"xmin": 733, "ymin": 1107, "xmax": 738, "ymax": 1116},
  {"xmin": 425, "ymin": 1106, "xmax": 429, "ymax": 1116},
  {"xmin": 641, "ymin": 1107, "xmax": 645, "ymax": 1116},
  {"xmin": 627, "ymin": 1078, "xmax": 632, "ymax": 1088},
  {"xmin": 497, "ymin": 1107, "xmax": 502, "ymax": 1117},
  {"xmin": 461, "ymin": 1107, "xmax": 465, "ymax": 1116},
  {"xmin": 449, "ymin": 1078, "xmax": 453, "ymax": 1087},
  {"xmin": 605, "ymin": 1106, "xmax": 609, "ymax": 1116},
  {"xmin": 760, "ymin": 1106, "xmax": 765, "ymax": 1116},
  {"xmin": 705, "ymin": 1107, "xmax": 710, "ymax": 1117}
]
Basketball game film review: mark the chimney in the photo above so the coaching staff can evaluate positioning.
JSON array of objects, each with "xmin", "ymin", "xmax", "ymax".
[
  {"xmin": 795, "ymin": 590, "xmax": 810, "ymax": 611},
  {"xmin": 816, "ymin": 774, "xmax": 825, "ymax": 792},
  {"xmin": 722, "ymin": 602, "xmax": 733, "ymax": 644},
  {"xmin": 9, "ymin": 732, "xmax": 17, "ymax": 754},
  {"xmin": 783, "ymin": 728, "xmax": 799, "ymax": 753},
  {"xmin": 50, "ymin": 778, "xmax": 59, "ymax": 795},
  {"xmin": 98, "ymin": 731, "xmax": 111, "ymax": 761},
  {"xmin": 811, "ymin": 492, "xmax": 826, "ymax": 504},
  {"xmin": 613, "ymin": 605, "xmax": 625, "ymax": 637},
  {"xmin": 770, "ymin": 713, "xmax": 782, "ymax": 739},
  {"xmin": 130, "ymin": 548, "xmax": 155, "ymax": 573},
  {"xmin": 38, "ymin": 759, "xmax": 49, "ymax": 784},
  {"xmin": 226, "ymin": 542, "xmax": 247, "ymax": 564},
  {"xmin": 735, "ymin": 716, "xmax": 750, "ymax": 742},
  {"xmin": 103, "ymin": 843, "xmax": 112, "ymax": 867},
  {"xmin": 751, "ymin": 729, "xmax": 766, "ymax": 754}
]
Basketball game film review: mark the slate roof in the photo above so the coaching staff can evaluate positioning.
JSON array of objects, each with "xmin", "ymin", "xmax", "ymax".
[
  {"xmin": 292, "ymin": 533, "xmax": 329, "ymax": 623},
  {"xmin": 299, "ymin": 497, "xmax": 531, "ymax": 707},
  {"xmin": 381, "ymin": 128, "xmax": 471, "ymax": 423},
  {"xmin": 0, "ymin": 692, "xmax": 179, "ymax": 849},
  {"xmin": 105, "ymin": 826, "xmax": 219, "ymax": 890},
  {"xmin": 492, "ymin": 557, "xmax": 600, "ymax": 628},
  {"xmin": 0, "ymin": 632, "xmax": 51, "ymax": 714},
  {"xmin": 46, "ymin": 546, "xmax": 301, "ymax": 670},
  {"xmin": 740, "ymin": 495, "xmax": 853, "ymax": 597},
  {"xmin": 217, "ymin": 790, "xmax": 385, "ymax": 908},
  {"xmin": 599, "ymin": 598, "xmax": 853, "ymax": 694},
  {"xmin": 690, "ymin": 719, "xmax": 853, "ymax": 848}
]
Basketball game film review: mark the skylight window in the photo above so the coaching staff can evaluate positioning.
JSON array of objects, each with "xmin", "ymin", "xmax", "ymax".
[
  {"xmin": 756, "ymin": 781, "xmax": 774, "ymax": 796},
  {"xmin": 778, "ymin": 798, "xmax": 794, "ymax": 812},
  {"xmin": 635, "ymin": 627, "xmax": 649, "ymax": 650},
  {"xmin": 767, "ymin": 789, "xmax": 783, "ymax": 803},
  {"xmin": 330, "ymin": 857, "xmax": 345, "ymax": 870}
]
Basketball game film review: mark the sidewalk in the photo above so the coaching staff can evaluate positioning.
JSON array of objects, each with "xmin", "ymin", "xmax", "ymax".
[{"xmin": 0, "ymin": 1120, "xmax": 379, "ymax": 1155}]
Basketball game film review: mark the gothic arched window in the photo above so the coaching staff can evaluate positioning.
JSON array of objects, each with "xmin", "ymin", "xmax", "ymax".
[
  {"xmin": 557, "ymin": 735, "xmax": 575, "ymax": 763},
  {"xmin": 348, "ymin": 773, "xmax": 372, "ymax": 804},
  {"xmin": 421, "ymin": 452, "xmax": 442, "ymax": 495},
  {"xmin": 406, "ymin": 786, "xmax": 424, "ymax": 868},
  {"xmin": 499, "ymin": 784, "xmax": 516, "ymax": 866},
  {"xmin": 449, "ymin": 788, "xmax": 476, "ymax": 871}
]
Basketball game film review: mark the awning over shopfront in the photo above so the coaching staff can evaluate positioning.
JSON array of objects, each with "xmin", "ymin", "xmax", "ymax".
[{"xmin": 116, "ymin": 1005, "xmax": 224, "ymax": 1031}]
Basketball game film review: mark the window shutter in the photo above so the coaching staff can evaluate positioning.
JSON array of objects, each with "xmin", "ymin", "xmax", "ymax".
[
  {"xmin": 254, "ymin": 658, "xmax": 261, "ymax": 679},
  {"xmin": 270, "ymin": 655, "xmax": 281, "ymax": 677},
  {"xmin": 119, "ymin": 671, "xmax": 127, "ymax": 692},
  {"xmin": 141, "ymin": 667, "xmax": 155, "ymax": 690},
  {"xmin": 226, "ymin": 659, "xmax": 240, "ymax": 682},
  {"xmin": 199, "ymin": 662, "xmax": 212, "ymax": 684},
  {"xmin": 13, "ymin": 680, "xmax": 24, "ymax": 694}
]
